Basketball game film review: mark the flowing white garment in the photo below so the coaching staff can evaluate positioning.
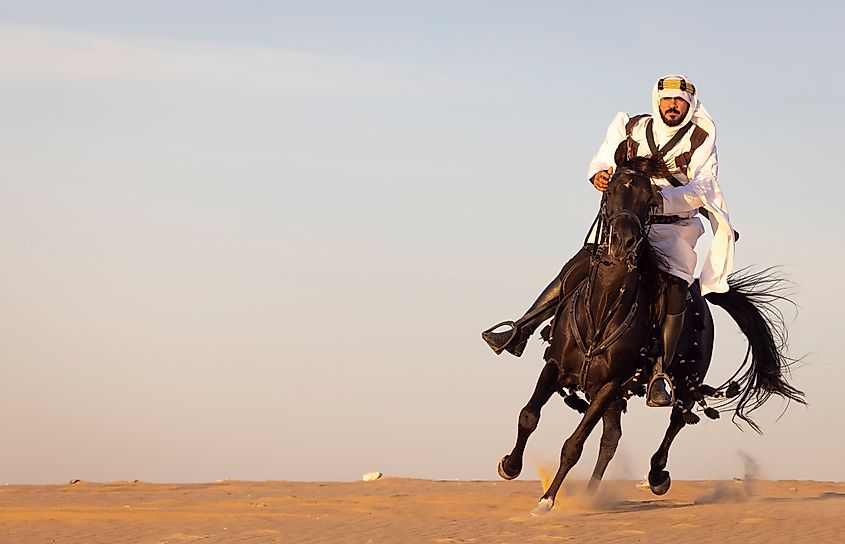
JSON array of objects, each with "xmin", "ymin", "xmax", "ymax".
[{"xmin": 587, "ymin": 75, "xmax": 735, "ymax": 295}]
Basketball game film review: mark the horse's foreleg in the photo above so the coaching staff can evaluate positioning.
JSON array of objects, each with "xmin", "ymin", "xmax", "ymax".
[
  {"xmin": 498, "ymin": 362, "xmax": 559, "ymax": 480},
  {"xmin": 533, "ymin": 380, "xmax": 619, "ymax": 514},
  {"xmin": 648, "ymin": 403, "xmax": 688, "ymax": 495},
  {"xmin": 587, "ymin": 398, "xmax": 626, "ymax": 493}
]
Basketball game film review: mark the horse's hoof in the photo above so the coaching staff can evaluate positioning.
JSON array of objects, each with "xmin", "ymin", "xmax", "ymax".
[
  {"xmin": 530, "ymin": 497, "xmax": 554, "ymax": 517},
  {"xmin": 497, "ymin": 455, "xmax": 520, "ymax": 480},
  {"xmin": 649, "ymin": 472, "xmax": 671, "ymax": 496}
]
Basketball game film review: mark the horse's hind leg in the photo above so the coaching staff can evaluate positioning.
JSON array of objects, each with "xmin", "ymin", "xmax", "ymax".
[
  {"xmin": 648, "ymin": 403, "xmax": 688, "ymax": 495},
  {"xmin": 498, "ymin": 362, "xmax": 559, "ymax": 480},
  {"xmin": 533, "ymin": 380, "xmax": 619, "ymax": 514},
  {"xmin": 587, "ymin": 398, "xmax": 626, "ymax": 493}
]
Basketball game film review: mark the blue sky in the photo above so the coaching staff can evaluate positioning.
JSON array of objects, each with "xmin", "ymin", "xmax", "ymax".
[{"xmin": 1, "ymin": 2, "xmax": 843, "ymax": 484}]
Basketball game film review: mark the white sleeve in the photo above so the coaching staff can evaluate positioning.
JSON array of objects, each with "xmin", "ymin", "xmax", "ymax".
[
  {"xmin": 587, "ymin": 112, "xmax": 629, "ymax": 180},
  {"xmin": 660, "ymin": 144, "xmax": 721, "ymax": 215}
]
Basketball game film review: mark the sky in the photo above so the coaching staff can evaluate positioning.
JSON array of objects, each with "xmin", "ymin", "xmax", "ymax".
[{"xmin": 1, "ymin": 1, "xmax": 844, "ymax": 485}]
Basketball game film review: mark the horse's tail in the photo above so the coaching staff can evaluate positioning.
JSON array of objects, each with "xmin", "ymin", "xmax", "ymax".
[{"xmin": 703, "ymin": 267, "xmax": 806, "ymax": 432}]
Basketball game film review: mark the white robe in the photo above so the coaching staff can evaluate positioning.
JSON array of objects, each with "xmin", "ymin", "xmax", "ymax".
[{"xmin": 587, "ymin": 111, "xmax": 735, "ymax": 296}]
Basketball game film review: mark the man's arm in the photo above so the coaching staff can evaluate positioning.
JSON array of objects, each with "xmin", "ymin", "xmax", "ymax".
[
  {"xmin": 587, "ymin": 112, "xmax": 629, "ymax": 191},
  {"xmin": 659, "ymin": 141, "xmax": 722, "ymax": 215},
  {"xmin": 658, "ymin": 146, "xmax": 740, "ymax": 240}
]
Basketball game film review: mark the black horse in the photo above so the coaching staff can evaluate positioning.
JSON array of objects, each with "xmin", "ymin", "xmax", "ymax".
[{"xmin": 495, "ymin": 157, "xmax": 805, "ymax": 515}]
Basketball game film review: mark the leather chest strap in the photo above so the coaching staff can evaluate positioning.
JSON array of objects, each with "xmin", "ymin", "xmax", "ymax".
[{"xmin": 646, "ymin": 118, "xmax": 694, "ymax": 160}]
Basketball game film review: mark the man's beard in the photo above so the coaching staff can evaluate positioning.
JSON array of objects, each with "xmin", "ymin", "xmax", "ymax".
[{"xmin": 660, "ymin": 109, "xmax": 685, "ymax": 127}]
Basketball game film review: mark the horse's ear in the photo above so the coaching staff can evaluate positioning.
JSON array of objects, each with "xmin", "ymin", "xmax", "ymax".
[{"xmin": 614, "ymin": 141, "xmax": 627, "ymax": 167}]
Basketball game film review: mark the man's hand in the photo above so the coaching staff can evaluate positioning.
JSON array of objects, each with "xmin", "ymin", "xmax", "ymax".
[{"xmin": 592, "ymin": 167, "xmax": 613, "ymax": 192}]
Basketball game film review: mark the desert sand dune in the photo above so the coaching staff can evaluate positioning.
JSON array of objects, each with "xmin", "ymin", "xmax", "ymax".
[{"xmin": 1, "ymin": 478, "xmax": 843, "ymax": 543}]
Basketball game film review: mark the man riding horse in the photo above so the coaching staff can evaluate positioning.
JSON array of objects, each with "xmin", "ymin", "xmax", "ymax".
[{"xmin": 483, "ymin": 74, "xmax": 735, "ymax": 407}]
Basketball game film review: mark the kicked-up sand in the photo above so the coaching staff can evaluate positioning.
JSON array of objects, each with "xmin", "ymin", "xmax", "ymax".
[{"xmin": 1, "ymin": 478, "xmax": 844, "ymax": 543}]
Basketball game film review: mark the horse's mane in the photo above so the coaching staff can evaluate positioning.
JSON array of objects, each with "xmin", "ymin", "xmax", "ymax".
[{"xmin": 618, "ymin": 155, "xmax": 673, "ymax": 181}]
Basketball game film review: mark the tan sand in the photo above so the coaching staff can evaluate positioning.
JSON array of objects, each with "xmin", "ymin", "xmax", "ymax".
[{"xmin": 1, "ymin": 478, "xmax": 843, "ymax": 543}]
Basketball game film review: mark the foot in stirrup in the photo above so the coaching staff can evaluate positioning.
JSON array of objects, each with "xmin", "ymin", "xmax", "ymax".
[
  {"xmin": 481, "ymin": 322, "xmax": 530, "ymax": 357},
  {"xmin": 646, "ymin": 372, "xmax": 675, "ymax": 407}
]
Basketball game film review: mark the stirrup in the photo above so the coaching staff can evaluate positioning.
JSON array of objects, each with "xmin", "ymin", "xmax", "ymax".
[
  {"xmin": 481, "ymin": 321, "xmax": 518, "ymax": 355},
  {"xmin": 646, "ymin": 372, "xmax": 676, "ymax": 407}
]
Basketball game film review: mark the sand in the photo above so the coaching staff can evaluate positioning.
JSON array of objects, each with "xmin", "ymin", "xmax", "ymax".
[{"xmin": 1, "ymin": 478, "xmax": 843, "ymax": 543}]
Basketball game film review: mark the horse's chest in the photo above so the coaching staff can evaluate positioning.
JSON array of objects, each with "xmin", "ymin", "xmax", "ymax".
[{"xmin": 549, "ymin": 296, "xmax": 651, "ymax": 389}]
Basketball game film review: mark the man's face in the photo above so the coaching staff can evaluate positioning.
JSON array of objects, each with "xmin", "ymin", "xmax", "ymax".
[{"xmin": 659, "ymin": 96, "xmax": 690, "ymax": 127}]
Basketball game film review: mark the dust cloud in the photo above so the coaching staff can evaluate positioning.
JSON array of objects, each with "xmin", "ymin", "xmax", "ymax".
[{"xmin": 695, "ymin": 451, "xmax": 760, "ymax": 504}]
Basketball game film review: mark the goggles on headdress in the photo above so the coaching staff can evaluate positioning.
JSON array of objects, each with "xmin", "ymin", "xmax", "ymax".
[{"xmin": 657, "ymin": 78, "xmax": 696, "ymax": 95}]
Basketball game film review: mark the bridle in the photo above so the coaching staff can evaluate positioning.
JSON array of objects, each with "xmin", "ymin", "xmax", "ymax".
[
  {"xmin": 587, "ymin": 182, "xmax": 652, "ymax": 273},
  {"xmin": 604, "ymin": 208, "xmax": 649, "ymax": 271}
]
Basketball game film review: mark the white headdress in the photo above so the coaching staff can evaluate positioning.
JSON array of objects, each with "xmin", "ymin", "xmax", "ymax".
[{"xmin": 651, "ymin": 74, "xmax": 716, "ymax": 146}]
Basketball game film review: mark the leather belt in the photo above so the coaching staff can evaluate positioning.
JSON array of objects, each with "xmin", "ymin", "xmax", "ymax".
[{"xmin": 647, "ymin": 214, "xmax": 685, "ymax": 225}]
